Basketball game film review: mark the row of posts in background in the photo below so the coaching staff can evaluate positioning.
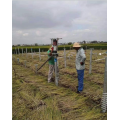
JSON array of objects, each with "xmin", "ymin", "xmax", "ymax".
[
  {"xmin": 89, "ymin": 48, "xmax": 107, "ymax": 74},
  {"xmin": 14, "ymin": 48, "xmax": 41, "ymax": 61},
  {"xmin": 13, "ymin": 47, "xmax": 73, "ymax": 54},
  {"xmin": 14, "ymin": 48, "xmax": 43, "ymax": 54},
  {"xmin": 14, "ymin": 57, "xmax": 38, "ymax": 73},
  {"xmin": 14, "ymin": 48, "xmax": 105, "ymax": 72},
  {"xmin": 14, "ymin": 47, "xmax": 71, "ymax": 67},
  {"xmin": 13, "ymin": 47, "xmax": 104, "ymax": 56}
]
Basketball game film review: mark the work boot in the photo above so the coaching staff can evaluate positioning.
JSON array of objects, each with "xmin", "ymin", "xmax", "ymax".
[
  {"xmin": 76, "ymin": 90, "xmax": 82, "ymax": 93},
  {"xmin": 51, "ymin": 78, "xmax": 55, "ymax": 82},
  {"xmin": 76, "ymin": 86, "xmax": 82, "ymax": 93},
  {"xmin": 76, "ymin": 86, "xmax": 78, "ymax": 91}
]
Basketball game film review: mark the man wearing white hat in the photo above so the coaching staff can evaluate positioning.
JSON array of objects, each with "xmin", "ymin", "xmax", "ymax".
[{"xmin": 73, "ymin": 42, "xmax": 86, "ymax": 93}]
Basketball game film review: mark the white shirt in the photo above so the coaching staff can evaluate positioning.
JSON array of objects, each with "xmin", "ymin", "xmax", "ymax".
[{"xmin": 75, "ymin": 48, "xmax": 86, "ymax": 70}]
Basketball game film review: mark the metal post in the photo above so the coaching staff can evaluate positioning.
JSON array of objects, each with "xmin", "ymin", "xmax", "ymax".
[
  {"xmin": 57, "ymin": 59, "xmax": 59, "ymax": 66},
  {"xmin": 32, "ymin": 51, "xmax": 33, "ymax": 59},
  {"xmin": 50, "ymin": 38, "xmax": 62, "ymax": 86},
  {"xmin": 24, "ymin": 51, "xmax": 25, "ymax": 57},
  {"xmin": 89, "ymin": 48, "xmax": 93, "ymax": 74},
  {"xmin": 39, "ymin": 48, "xmax": 41, "ymax": 61},
  {"xmin": 16, "ymin": 48, "xmax": 17, "ymax": 55},
  {"xmin": 35, "ymin": 64, "xmax": 38, "ymax": 74},
  {"xmin": 57, "ymin": 59, "xmax": 59, "ymax": 81},
  {"xmin": 24, "ymin": 60, "xmax": 26, "ymax": 67},
  {"xmin": 18, "ymin": 48, "xmax": 19, "ymax": 54},
  {"xmin": 69, "ymin": 56, "xmax": 70, "ymax": 60},
  {"xmin": 54, "ymin": 56, "xmax": 58, "ymax": 86},
  {"xmin": 26, "ymin": 48, "xmax": 27, "ymax": 58},
  {"xmin": 15, "ymin": 47, "xmax": 17, "ymax": 55},
  {"xmin": 101, "ymin": 57, "xmax": 107, "ymax": 112},
  {"xmin": 22, "ymin": 48, "xmax": 23, "ymax": 56},
  {"xmin": 96, "ymin": 53, "xmax": 98, "ymax": 59},
  {"xmin": 17, "ymin": 58, "xmax": 19, "ymax": 64},
  {"xmin": 64, "ymin": 48, "xmax": 66, "ymax": 68}
]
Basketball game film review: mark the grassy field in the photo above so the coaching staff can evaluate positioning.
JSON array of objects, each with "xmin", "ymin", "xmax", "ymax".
[{"xmin": 12, "ymin": 49, "xmax": 107, "ymax": 120}]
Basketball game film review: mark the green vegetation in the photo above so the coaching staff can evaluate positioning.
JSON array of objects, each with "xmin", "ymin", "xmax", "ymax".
[{"xmin": 12, "ymin": 43, "xmax": 107, "ymax": 54}]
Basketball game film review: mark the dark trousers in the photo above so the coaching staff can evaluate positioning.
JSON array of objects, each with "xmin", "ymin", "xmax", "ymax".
[{"xmin": 77, "ymin": 69, "xmax": 84, "ymax": 91}]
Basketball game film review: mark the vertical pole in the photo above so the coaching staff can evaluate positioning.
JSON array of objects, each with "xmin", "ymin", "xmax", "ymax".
[
  {"xmin": 64, "ymin": 48, "xmax": 66, "ymax": 68},
  {"xmin": 89, "ymin": 48, "xmax": 93, "ymax": 74},
  {"xmin": 17, "ymin": 58, "xmax": 19, "ymax": 64},
  {"xmin": 69, "ymin": 56, "xmax": 70, "ymax": 60},
  {"xmin": 101, "ymin": 57, "xmax": 107, "ymax": 112},
  {"xmin": 26, "ymin": 48, "xmax": 27, "ymax": 58},
  {"xmin": 96, "ymin": 53, "xmax": 97, "ymax": 59},
  {"xmin": 39, "ymin": 48, "xmax": 41, "ymax": 61},
  {"xmin": 31, "ymin": 48, "xmax": 32, "ymax": 59},
  {"xmin": 15, "ymin": 47, "xmax": 17, "ymax": 55},
  {"xmin": 32, "ymin": 51, "xmax": 33, "ymax": 59},
  {"xmin": 18, "ymin": 48, "xmax": 19, "ymax": 54},
  {"xmin": 54, "ymin": 56, "xmax": 58, "ymax": 86},
  {"xmin": 22, "ymin": 48, "xmax": 23, "ymax": 56},
  {"xmin": 57, "ymin": 58, "xmax": 59, "ymax": 81},
  {"xmin": 15, "ymin": 48, "xmax": 17, "ymax": 55},
  {"xmin": 57, "ymin": 59, "xmax": 59, "ymax": 66}
]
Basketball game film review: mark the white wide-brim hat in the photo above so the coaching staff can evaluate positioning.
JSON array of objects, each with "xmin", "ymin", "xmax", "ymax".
[{"xmin": 73, "ymin": 42, "xmax": 82, "ymax": 47}]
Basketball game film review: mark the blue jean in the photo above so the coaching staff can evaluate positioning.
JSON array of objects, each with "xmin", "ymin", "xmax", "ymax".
[{"xmin": 77, "ymin": 69, "xmax": 84, "ymax": 91}]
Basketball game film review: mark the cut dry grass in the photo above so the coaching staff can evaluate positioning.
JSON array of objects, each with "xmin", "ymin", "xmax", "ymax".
[{"xmin": 12, "ymin": 49, "xmax": 107, "ymax": 120}]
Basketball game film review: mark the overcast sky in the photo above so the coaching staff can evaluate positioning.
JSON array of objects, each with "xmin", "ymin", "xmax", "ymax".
[{"xmin": 12, "ymin": 0, "xmax": 107, "ymax": 45}]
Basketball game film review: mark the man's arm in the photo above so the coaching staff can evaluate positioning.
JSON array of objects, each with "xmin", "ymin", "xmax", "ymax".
[
  {"xmin": 49, "ymin": 47, "xmax": 54, "ymax": 56},
  {"xmin": 80, "ymin": 48, "xmax": 86, "ymax": 65}
]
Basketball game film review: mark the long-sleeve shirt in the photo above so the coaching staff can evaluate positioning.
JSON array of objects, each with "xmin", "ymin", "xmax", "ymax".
[
  {"xmin": 47, "ymin": 50, "xmax": 54, "ymax": 65},
  {"xmin": 75, "ymin": 48, "xmax": 86, "ymax": 70}
]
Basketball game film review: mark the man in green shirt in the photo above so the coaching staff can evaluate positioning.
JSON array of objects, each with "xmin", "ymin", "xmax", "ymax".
[{"xmin": 47, "ymin": 46, "xmax": 55, "ymax": 83}]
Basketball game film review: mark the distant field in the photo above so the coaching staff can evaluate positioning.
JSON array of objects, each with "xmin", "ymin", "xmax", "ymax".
[
  {"xmin": 12, "ymin": 43, "xmax": 107, "ymax": 52},
  {"xmin": 12, "ymin": 45, "xmax": 71, "ymax": 49}
]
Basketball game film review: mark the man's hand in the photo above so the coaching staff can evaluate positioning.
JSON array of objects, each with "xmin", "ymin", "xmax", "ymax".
[
  {"xmin": 80, "ymin": 62, "xmax": 84, "ymax": 65},
  {"xmin": 49, "ymin": 47, "xmax": 54, "ymax": 56},
  {"xmin": 49, "ymin": 53, "xmax": 52, "ymax": 56},
  {"xmin": 51, "ymin": 47, "xmax": 54, "ymax": 51}
]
